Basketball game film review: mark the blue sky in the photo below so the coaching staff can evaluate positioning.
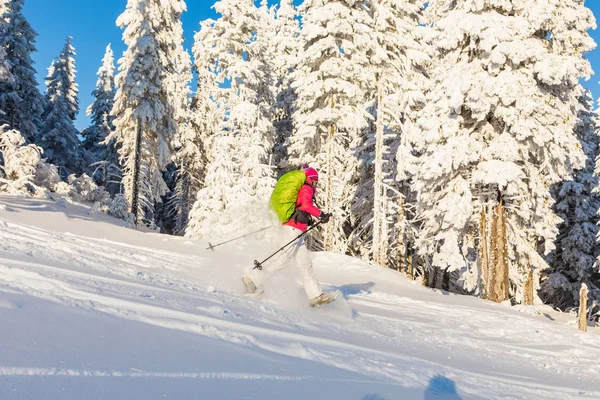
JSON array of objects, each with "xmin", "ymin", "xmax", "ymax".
[
  {"xmin": 20, "ymin": 0, "xmax": 600, "ymax": 131},
  {"xmin": 22, "ymin": 0, "xmax": 220, "ymax": 130}
]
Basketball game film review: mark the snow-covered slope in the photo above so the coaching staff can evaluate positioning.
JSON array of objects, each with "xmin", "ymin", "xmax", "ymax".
[{"xmin": 0, "ymin": 195, "xmax": 598, "ymax": 400}]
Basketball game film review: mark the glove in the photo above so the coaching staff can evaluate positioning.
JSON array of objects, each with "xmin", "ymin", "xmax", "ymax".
[{"xmin": 319, "ymin": 212, "xmax": 332, "ymax": 224}]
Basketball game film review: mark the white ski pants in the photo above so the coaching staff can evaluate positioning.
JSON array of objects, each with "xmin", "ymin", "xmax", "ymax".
[{"xmin": 249, "ymin": 226, "xmax": 322, "ymax": 300}]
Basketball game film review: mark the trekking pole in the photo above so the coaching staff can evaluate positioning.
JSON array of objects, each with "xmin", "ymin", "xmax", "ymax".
[
  {"xmin": 253, "ymin": 221, "xmax": 323, "ymax": 271},
  {"xmin": 206, "ymin": 226, "xmax": 272, "ymax": 251}
]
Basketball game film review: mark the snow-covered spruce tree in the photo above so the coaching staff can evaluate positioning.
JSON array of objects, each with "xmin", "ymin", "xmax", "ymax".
[
  {"xmin": 186, "ymin": 0, "xmax": 276, "ymax": 238},
  {"xmin": 169, "ymin": 18, "xmax": 230, "ymax": 236},
  {"xmin": 83, "ymin": 45, "xmax": 116, "ymax": 156},
  {"xmin": 289, "ymin": 0, "xmax": 373, "ymax": 252},
  {"xmin": 0, "ymin": 47, "xmax": 12, "ymax": 86},
  {"xmin": 214, "ymin": 0, "xmax": 276, "ymax": 204},
  {"xmin": 109, "ymin": 0, "xmax": 185, "ymax": 226},
  {"xmin": 351, "ymin": 0, "xmax": 429, "ymax": 268},
  {"xmin": 165, "ymin": 46, "xmax": 197, "ymax": 235},
  {"xmin": 146, "ymin": 1, "xmax": 191, "ymax": 233},
  {"xmin": 542, "ymin": 89, "xmax": 600, "ymax": 315},
  {"xmin": 41, "ymin": 60, "xmax": 56, "ymax": 121},
  {"xmin": 262, "ymin": 0, "xmax": 300, "ymax": 171},
  {"xmin": 414, "ymin": 0, "xmax": 595, "ymax": 303},
  {"xmin": 0, "ymin": 46, "xmax": 13, "ymax": 136},
  {"xmin": 0, "ymin": 0, "xmax": 43, "ymax": 141},
  {"xmin": 185, "ymin": 134, "xmax": 238, "ymax": 239},
  {"xmin": 183, "ymin": 21, "xmax": 227, "ymax": 239},
  {"xmin": 38, "ymin": 37, "xmax": 87, "ymax": 178},
  {"xmin": 52, "ymin": 36, "xmax": 79, "ymax": 120},
  {"xmin": 82, "ymin": 44, "xmax": 120, "ymax": 194}
]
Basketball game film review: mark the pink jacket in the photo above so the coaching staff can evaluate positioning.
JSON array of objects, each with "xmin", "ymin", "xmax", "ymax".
[{"xmin": 284, "ymin": 183, "xmax": 322, "ymax": 232}]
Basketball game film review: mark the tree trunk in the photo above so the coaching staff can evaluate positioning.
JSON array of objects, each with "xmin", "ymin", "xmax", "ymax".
[
  {"xmin": 102, "ymin": 162, "xmax": 108, "ymax": 189},
  {"xmin": 479, "ymin": 206, "xmax": 490, "ymax": 299},
  {"xmin": 324, "ymin": 95, "xmax": 335, "ymax": 251},
  {"xmin": 397, "ymin": 196, "xmax": 407, "ymax": 274},
  {"xmin": 429, "ymin": 267, "xmax": 438, "ymax": 289},
  {"xmin": 579, "ymin": 284, "xmax": 588, "ymax": 332},
  {"xmin": 130, "ymin": 119, "xmax": 143, "ymax": 226},
  {"xmin": 523, "ymin": 271, "xmax": 534, "ymax": 305},
  {"xmin": 174, "ymin": 160, "xmax": 190, "ymax": 235},
  {"xmin": 488, "ymin": 198, "xmax": 510, "ymax": 303},
  {"xmin": 499, "ymin": 200, "xmax": 510, "ymax": 300},
  {"xmin": 429, "ymin": 266, "xmax": 448, "ymax": 290},
  {"xmin": 373, "ymin": 76, "xmax": 386, "ymax": 266},
  {"xmin": 179, "ymin": 168, "xmax": 190, "ymax": 234}
]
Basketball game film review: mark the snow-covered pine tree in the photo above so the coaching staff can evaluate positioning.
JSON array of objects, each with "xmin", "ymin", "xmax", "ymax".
[
  {"xmin": 109, "ymin": 0, "xmax": 185, "ymax": 226},
  {"xmin": 414, "ymin": 0, "xmax": 596, "ymax": 302},
  {"xmin": 0, "ymin": 0, "xmax": 43, "ymax": 141},
  {"xmin": 351, "ymin": 0, "xmax": 429, "ymax": 268},
  {"xmin": 263, "ymin": 0, "xmax": 300, "ymax": 171},
  {"xmin": 54, "ymin": 36, "xmax": 78, "ymax": 120},
  {"xmin": 41, "ymin": 60, "xmax": 56, "ymax": 121},
  {"xmin": 168, "ymin": 116, "xmax": 204, "ymax": 235},
  {"xmin": 0, "ymin": 47, "xmax": 12, "ymax": 87},
  {"xmin": 185, "ymin": 133, "xmax": 237, "ymax": 239},
  {"xmin": 186, "ymin": 0, "xmax": 275, "ymax": 238},
  {"xmin": 189, "ymin": 23, "xmax": 221, "ymax": 171},
  {"xmin": 82, "ymin": 44, "xmax": 120, "ymax": 194},
  {"xmin": 0, "ymin": 45, "xmax": 13, "ymax": 148},
  {"xmin": 184, "ymin": 20, "xmax": 228, "ymax": 239},
  {"xmin": 150, "ymin": 0, "xmax": 191, "ymax": 232},
  {"xmin": 161, "ymin": 0, "xmax": 191, "ymax": 156},
  {"xmin": 289, "ymin": 0, "xmax": 374, "ymax": 252},
  {"xmin": 83, "ymin": 45, "xmax": 116, "ymax": 156},
  {"xmin": 212, "ymin": 0, "xmax": 276, "ymax": 203},
  {"xmin": 38, "ymin": 36, "xmax": 86, "ymax": 178},
  {"xmin": 166, "ymin": 43, "xmax": 199, "ymax": 235},
  {"xmin": 542, "ymin": 89, "xmax": 600, "ymax": 316}
]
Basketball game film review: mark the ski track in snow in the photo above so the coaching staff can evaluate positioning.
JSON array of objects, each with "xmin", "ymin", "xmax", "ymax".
[
  {"xmin": 0, "ymin": 367, "xmax": 382, "ymax": 383},
  {"xmin": 0, "ymin": 196, "xmax": 599, "ymax": 399}
]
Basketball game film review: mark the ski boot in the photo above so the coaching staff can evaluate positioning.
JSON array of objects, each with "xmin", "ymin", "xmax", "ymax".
[
  {"xmin": 310, "ymin": 292, "xmax": 336, "ymax": 307},
  {"xmin": 242, "ymin": 276, "xmax": 258, "ymax": 294}
]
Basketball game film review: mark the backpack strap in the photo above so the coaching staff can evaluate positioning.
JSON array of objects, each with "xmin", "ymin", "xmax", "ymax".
[{"xmin": 291, "ymin": 183, "xmax": 314, "ymax": 224}]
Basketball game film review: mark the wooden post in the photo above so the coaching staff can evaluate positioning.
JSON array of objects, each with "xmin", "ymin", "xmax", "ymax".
[
  {"xmin": 579, "ymin": 284, "xmax": 588, "ymax": 332},
  {"xmin": 130, "ymin": 118, "xmax": 143, "ymax": 226}
]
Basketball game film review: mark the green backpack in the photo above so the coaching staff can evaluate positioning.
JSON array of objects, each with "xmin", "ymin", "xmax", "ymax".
[{"xmin": 270, "ymin": 170, "xmax": 306, "ymax": 223}]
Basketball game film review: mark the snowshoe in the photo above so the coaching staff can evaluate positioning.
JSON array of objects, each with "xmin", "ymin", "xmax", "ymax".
[{"xmin": 310, "ymin": 292, "xmax": 337, "ymax": 307}]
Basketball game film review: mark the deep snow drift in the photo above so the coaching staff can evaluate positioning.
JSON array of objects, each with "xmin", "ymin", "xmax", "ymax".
[{"xmin": 0, "ymin": 195, "xmax": 598, "ymax": 400}]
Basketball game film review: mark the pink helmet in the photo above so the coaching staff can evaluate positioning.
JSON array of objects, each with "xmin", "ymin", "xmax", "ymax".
[{"xmin": 302, "ymin": 164, "xmax": 319, "ymax": 181}]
